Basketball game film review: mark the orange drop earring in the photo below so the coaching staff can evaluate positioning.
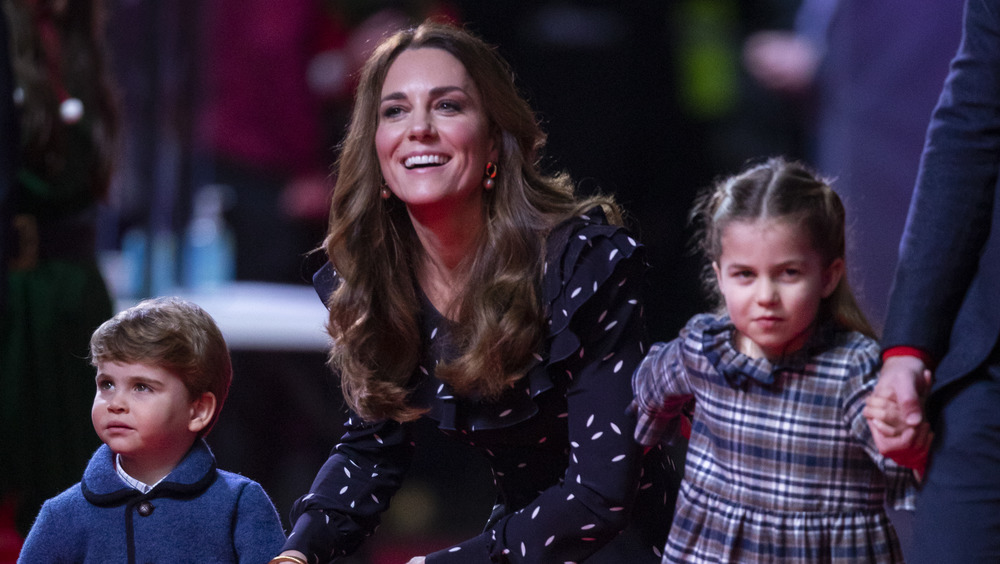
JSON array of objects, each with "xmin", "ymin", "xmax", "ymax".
[{"xmin": 483, "ymin": 161, "xmax": 498, "ymax": 189}]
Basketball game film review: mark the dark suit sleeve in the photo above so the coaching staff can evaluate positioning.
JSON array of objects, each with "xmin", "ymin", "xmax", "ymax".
[{"xmin": 883, "ymin": 0, "xmax": 1000, "ymax": 360}]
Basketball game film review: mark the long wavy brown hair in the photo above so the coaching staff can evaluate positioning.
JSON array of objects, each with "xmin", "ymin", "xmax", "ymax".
[
  {"xmin": 325, "ymin": 21, "xmax": 620, "ymax": 422},
  {"xmin": 690, "ymin": 156, "xmax": 875, "ymax": 339},
  {"xmin": 4, "ymin": 0, "xmax": 118, "ymax": 199}
]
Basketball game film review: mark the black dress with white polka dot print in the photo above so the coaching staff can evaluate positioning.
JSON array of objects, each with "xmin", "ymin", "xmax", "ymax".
[{"xmin": 284, "ymin": 209, "xmax": 683, "ymax": 563}]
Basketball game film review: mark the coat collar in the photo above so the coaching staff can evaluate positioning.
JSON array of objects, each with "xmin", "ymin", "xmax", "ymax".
[{"xmin": 81, "ymin": 438, "xmax": 218, "ymax": 507}]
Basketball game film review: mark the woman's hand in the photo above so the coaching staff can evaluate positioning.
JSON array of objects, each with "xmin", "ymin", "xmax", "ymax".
[
  {"xmin": 269, "ymin": 550, "xmax": 309, "ymax": 564},
  {"xmin": 405, "ymin": 557, "xmax": 426, "ymax": 564}
]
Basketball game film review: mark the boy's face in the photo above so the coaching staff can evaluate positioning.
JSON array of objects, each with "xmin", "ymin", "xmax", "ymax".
[{"xmin": 92, "ymin": 361, "xmax": 206, "ymax": 473}]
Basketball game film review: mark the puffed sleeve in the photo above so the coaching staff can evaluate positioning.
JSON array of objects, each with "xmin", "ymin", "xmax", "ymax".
[
  {"xmin": 841, "ymin": 337, "xmax": 920, "ymax": 511},
  {"xmin": 233, "ymin": 480, "xmax": 287, "ymax": 563},
  {"xmin": 281, "ymin": 416, "xmax": 415, "ymax": 562},
  {"xmin": 426, "ymin": 214, "xmax": 653, "ymax": 563},
  {"xmin": 631, "ymin": 334, "xmax": 696, "ymax": 447}
]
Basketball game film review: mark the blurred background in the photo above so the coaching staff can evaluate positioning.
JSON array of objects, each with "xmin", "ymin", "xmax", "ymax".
[{"xmin": 1, "ymin": 0, "xmax": 965, "ymax": 562}]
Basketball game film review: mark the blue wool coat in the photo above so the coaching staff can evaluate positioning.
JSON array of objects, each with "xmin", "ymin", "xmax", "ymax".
[{"xmin": 18, "ymin": 439, "xmax": 286, "ymax": 563}]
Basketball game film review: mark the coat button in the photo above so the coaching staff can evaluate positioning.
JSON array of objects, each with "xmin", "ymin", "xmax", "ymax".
[{"xmin": 137, "ymin": 501, "xmax": 154, "ymax": 517}]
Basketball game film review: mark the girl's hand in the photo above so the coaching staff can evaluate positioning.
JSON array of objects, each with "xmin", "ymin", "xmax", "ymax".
[
  {"xmin": 865, "ymin": 390, "xmax": 933, "ymax": 473},
  {"xmin": 864, "ymin": 394, "xmax": 908, "ymax": 437},
  {"xmin": 405, "ymin": 557, "xmax": 426, "ymax": 564},
  {"xmin": 865, "ymin": 356, "xmax": 934, "ymax": 467},
  {"xmin": 869, "ymin": 416, "xmax": 933, "ymax": 472},
  {"xmin": 864, "ymin": 358, "xmax": 935, "ymax": 474}
]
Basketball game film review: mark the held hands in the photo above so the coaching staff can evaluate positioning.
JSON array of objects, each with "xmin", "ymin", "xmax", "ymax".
[
  {"xmin": 863, "ymin": 355, "xmax": 934, "ymax": 475},
  {"xmin": 865, "ymin": 394, "xmax": 933, "ymax": 476}
]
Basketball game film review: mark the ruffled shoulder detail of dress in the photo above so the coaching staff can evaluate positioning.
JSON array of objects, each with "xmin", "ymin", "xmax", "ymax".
[
  {"xmin": 417, "ymin": 207, "xmax": 645, "ymax": 432},
  {"xmin": 692, "ymin": 313, "xmax": 841, "ymax": 389},
  {"xmin": 543, "ymin": 206, "xmax": 645, "ymax": 365}
]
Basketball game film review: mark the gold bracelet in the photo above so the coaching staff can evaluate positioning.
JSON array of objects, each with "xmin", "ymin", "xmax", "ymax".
[{"xmin": 269, "ymin": 556, "xmax": 308, "ymax": 564}]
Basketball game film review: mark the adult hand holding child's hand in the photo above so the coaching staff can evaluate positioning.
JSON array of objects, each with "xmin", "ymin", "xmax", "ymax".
[{"xmin": 865, "ymin": 355, "xmax": 934, "ymax": 474}]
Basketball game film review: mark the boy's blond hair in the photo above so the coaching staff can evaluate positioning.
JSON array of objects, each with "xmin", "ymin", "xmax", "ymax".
[{"xmin": 89, "ymin": 297, "xmax": 232, "ymax": 434}]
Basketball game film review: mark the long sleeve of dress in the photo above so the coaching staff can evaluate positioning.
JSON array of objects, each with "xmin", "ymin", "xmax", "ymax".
[
  {"xmin": 424, "ymin": 223, "xmax": 653, "ymax": 563},
  {"xmin": 840, "ymin": 344, "xmax": 920, "ymax": 511},
  {"xmin": 632, "ymin": 336, "xmax": 697, "ymax": 447},
  {"xmin": 282, "ymin": 417, "xmax": 415, "ymax": 561}
]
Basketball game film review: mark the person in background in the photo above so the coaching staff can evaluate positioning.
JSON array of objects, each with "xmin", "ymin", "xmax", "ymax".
[
  {"xmin": 18, "ymin": 297, "xmax": 286, "ymax": 563},
  {"xmin": 269, "ymin": 21, "xmax": 682, "ymax": 564},
  {"xmin": 632, "ymin": 158, "xmax": 921, "ymax": 563},
  {"xmin": 866, "ymin": 0, "xmax": 1000, "ymax": 561},
  {"xmin": 0, "ymin": 0, "xmax": 118, "ymax": 537}
]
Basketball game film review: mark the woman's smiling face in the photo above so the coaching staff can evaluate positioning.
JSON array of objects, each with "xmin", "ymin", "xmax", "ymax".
[{"xmin": 375, "ymin": 47, "xmax": 497, "ymax": 214}]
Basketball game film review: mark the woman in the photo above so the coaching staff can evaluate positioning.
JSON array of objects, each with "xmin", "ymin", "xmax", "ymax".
[{"xmin": 272, "ymin": 21, "xmax": 681, "ymax": 564}]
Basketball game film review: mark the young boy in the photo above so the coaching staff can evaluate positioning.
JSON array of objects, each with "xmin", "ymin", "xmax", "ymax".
[{"xmin": 18, "ymin": 297, "xmax": 286, "ymax": 563}]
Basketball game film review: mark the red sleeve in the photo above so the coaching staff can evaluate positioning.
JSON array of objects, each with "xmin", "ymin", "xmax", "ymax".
[{"xmin": 881, "ymin": 346, "xmax": 936, "ymax": 369}]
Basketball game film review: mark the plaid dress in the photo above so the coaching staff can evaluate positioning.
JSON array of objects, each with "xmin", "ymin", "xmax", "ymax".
[{"xmin": 633, "ymin": 313, "xmax": 919, "ymax": 563}]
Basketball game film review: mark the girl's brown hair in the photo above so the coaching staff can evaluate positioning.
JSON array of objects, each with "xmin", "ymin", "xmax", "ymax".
[
  {"xmin": 324, "ymin": 21, "xmax": 620, "ymax": 422},
  {"xmin": 690, "ymin": 156, "xmax": 875, "ymax": 338}
]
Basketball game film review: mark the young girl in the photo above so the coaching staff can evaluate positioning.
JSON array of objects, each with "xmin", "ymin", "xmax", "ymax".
[{"xmin": 631, "ymin": 157, "xmax": 922, "ymax": 563}]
